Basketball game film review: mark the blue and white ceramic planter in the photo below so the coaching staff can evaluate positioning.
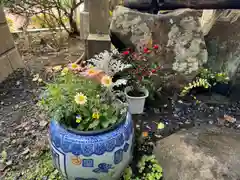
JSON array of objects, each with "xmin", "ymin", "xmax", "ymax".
[{"xmin": 49, "ymin": 113, "xmax": 134, "ymax": 180}]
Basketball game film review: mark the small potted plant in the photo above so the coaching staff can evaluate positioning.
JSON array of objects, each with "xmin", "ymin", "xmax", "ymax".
[
  {"xmin": 35, "ymin": 63, "xmax": 134, "ymax": 180},
  {"xmin": 180, "ymin": 68, "xmax": 230, "ymax": 97},
  {"xmin": 211, "ymin": 72, "xmax": 230, "ymax": 95},
  {"xmin": 120, "ymin": 45, "xmax": 161, "ymax": 114}
]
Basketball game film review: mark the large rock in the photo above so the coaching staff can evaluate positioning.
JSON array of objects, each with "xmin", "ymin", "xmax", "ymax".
[
  {"xmin": 205, "ymin": 10, "xmax": 240, "ymax": 82},
  {"xmin": 110, "ymin": 6, "xmax": 207, "ymax": 90},
  {"xmin": 154, "ymin": 126, "xmax": 240, "ymax": 180}
]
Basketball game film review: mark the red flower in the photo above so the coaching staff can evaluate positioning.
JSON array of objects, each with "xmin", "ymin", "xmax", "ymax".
[
  {"xmin": 151, "ymin": 69, "xmax": 157, "ymax": 73},
  {"xmin": 122, "ymin": 51, "xmax": 130, "ymax": 55},
  {"xmin": 146, "ymin": 50, "xmax": 151, "ymax": 54},
  {"xmin": 153, "ymin": 44, "xmax": 159, "ymax": 49},
  {"xmin": 143, "ymin": 47, "xmax": 149, "ymax": 53}
]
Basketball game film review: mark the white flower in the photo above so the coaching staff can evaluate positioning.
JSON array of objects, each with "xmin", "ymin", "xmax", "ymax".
[{"xmin": 112, "ymin": 79, "xmax": 128, "ymax": 87}]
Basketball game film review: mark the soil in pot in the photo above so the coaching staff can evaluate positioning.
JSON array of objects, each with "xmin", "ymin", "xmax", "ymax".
[{"xmin": 127, "ymin": 89, "xmax": 146, "ymax": 97}]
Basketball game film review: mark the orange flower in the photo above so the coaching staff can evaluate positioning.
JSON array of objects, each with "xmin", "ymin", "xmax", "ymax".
[{"xmin": 85, "ymin": 68, "xmax": 100, "ymax": 77}]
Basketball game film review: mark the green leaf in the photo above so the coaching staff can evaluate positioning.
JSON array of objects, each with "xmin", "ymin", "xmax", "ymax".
[
  {"xmin": 109, "ymin": 117, "xmax": 118, "ymax": 124},
  {"xmin": 101, "ymin": 120, "xmax": 110, "ymax": 129},
  {"xmin": 88, "ymin": 120, "xmax": 100, "ymax": 129}
]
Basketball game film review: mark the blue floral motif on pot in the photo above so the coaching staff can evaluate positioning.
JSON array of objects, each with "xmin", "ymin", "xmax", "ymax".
[
  {"xmin": 123, "ymin": 143, "xmax": 129, "ymax": 152},
  {"xmin": 92, "ymin": 163, "xmax": 113, "ymax": 173},
  {"xmin": 49, "ymin": 112, "xmax": 134, "ymax": 180},
  {"xmin": 81, "ymin": 144, "xmax": 94, "ymax": 157},
  {"xmin": 114, "ymin": 149, "xmax": 123, "ymax": 165},
  {"xmin": 94, "ymin": 142, "xmax": 106, "ymax": 155},
  {"xmin": 105, "ymin": 138, "xmax": 116, "ymax": 152}
]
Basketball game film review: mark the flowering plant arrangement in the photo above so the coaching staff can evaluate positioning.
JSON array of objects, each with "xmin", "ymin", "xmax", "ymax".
[
  {"xmin": 120, "ymin": 45, "xmax": 162, "ymax": 97},
  {"xmin": 36, "ymin": 63, "xmax": 128, "ymax": 131}
]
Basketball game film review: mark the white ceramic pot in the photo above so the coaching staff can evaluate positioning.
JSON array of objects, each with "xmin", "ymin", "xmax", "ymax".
[
  {"xmin": 125, "ymin": 87, "xmax": 149, "ymax": 114},
  {"xmin": 49, "ymin": 113, "xmax": 134, "ymax": 180}
]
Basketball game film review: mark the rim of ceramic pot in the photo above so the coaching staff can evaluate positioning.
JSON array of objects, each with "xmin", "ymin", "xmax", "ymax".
[
  {"xmin": 124, "ymin": 86, "xmax": 149, "ymax": 99},
  {"xmin": 58, "ymin": 113, "xmax": 128, "ymax": 136}
]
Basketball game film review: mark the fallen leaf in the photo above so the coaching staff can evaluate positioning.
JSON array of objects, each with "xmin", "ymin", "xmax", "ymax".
[
  {"xmin": 223, "ymin": 115, "xmax": 236, "ymax": 123},
  {"xmin": 154, "ymin": 134, "xmax": 162, "ymax": 138},
  {"xmin": 157, "ymin": 122, "xmax": 165, "ymax": 130},
  {"xmin": 217, "ymin": 118, "xmax": 225, "ymax": 126},
  {"xmin": 142, "ymin": 132, "xmax": 148, "ymax": 137},
  {"xmin": 1, "ymin": 151, "xmax": 7, "ymax": 161}
]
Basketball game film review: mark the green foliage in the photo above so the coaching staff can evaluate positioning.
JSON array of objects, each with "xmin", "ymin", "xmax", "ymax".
[
  {"xmin": 199, "ymin": 68, "xmax": 230, "ymax": 84},
  {"xmin": 31, "ymin": 14, "xmax": 69, "ymax": 28},
  {"xmin": 37, "ymin": 65, "xmax": 127, "ymax": 131},
  {"xmin": 123, "ymin": 155, "xmax": 163, "ymax": 180},
  {"xmin": 180, "ymin": 78, "xmax": 210, "ymax": 97},
  {"xmin": 180, "ymin": 68, "xmax": 230, "ymax": 96}
]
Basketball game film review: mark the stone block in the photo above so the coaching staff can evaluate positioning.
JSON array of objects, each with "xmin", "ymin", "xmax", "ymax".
[
  {"xmin": 154, "ymin": 126, "xmax": 240, "ymax": 180},
  {"xmin": 205, "ymin": 10, "xmax": 240, "ymax": 81},
  {"xmin": 80, "ymin": 11, "xmax": 89, "ymax": 40},
  {"xmin": 87, "ymin": 33, "xmax": 111, "ymax": 58},
  {"xmin": 110, "ymin": 6, "xmax": 207, "ymax": 90},
  {"xmin": 0, "ymin": 7, "xmax": 6, "ymax": 24},
  {"xmin": 0, "ymin": 25, "xmax": 15, "ymax": 55},
  {"xmin": 0, "ymin": 54, "xmax": 13, "ymax": 82},
  {"xmin": 88, "ymin": 0, "xmax": 109, "ymax": 34},
  {"xmin": 7, "ymin": 48, "xmax": 24, "ymax": 70}
]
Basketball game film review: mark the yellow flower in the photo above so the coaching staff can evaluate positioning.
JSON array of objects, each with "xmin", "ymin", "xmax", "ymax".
[
  {"xmin": 101, "ymin": 75, "xmax": 112, "ymax": 87},
  {"xmin": 109, "ymin": 10, "xmax": 113, "ymax": 17},
  {"xmin": 76, "ymin": 115, "xmax": 82, "ymax": 123},
  {"xmin": 61, "ymin": 67, "xmax": 69, "ymax": 76},
  {"xmin": 92, "ymin": 112, "xmax": 100, "ymax": 120},
  {"xmin": 68, "ymin": 63, "xmax": 80, "ymax": 70},
  {"xmin": 53, "ymin": 65, "xmax": 62, "ymax": 72},
  {"xmin": 74, "ymin": 92, "xmax": 87, "ymax": 105}
]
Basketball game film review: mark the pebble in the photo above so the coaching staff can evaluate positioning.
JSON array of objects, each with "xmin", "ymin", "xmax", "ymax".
[
  {"xmin": 5, "ymin": 160, "xmax": 12, "ymax": 166},
  {"xmin": 21, "ymin": 148, "xmax": 30, "ymax": 155},
  {"xmin": 39, "ymin": 120, "xmax": 48, "ymax": 127}
]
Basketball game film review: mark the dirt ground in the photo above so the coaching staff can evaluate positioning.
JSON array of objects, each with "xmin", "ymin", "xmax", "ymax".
[{"xmin": 0, "ymin": 32, "xmax": 84, "ymax": 178}]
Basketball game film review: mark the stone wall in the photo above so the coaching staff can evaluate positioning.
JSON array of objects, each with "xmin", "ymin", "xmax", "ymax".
[{"xmin": 0, "ymin": 7, "xmax": 24, "ymax": 82}]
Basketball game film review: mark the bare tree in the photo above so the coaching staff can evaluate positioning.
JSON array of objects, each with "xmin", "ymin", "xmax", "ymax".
[{"xmin": 2, "ymin": 0, "xmax": 83, "ymax": 36}]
